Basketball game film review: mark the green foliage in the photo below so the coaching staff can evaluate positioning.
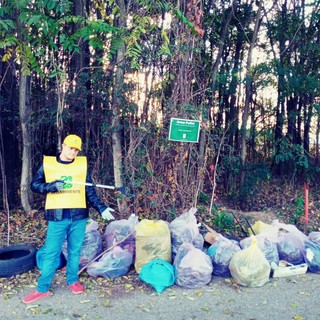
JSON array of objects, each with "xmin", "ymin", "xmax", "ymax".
[
  {"xmin": 124, "ymin": 15, "xmax": 155, "ymax": 69},
  {"xmin": 304, "ymin": 163, "xmax": 320, "ymax": 183},
  {"xmin": 213, "ymin": 211, "xmax": 235, "ymax": 233},
  {"xmin": 221, "ymin": 152, "xmax": 241, "ymax": 193},
  {"xmin": 291, "ymin": 196, "xmax": 304, "ymax": 224},
  {"xmin": 252, "ymin": 62, "xmax": 277, "ymax": 89},
  {"xmin": 0, "ymin": 7, "xmax": 17, "ymax": 61},
  {"xmin": 158, "ymin": 29, "xmax": 172, "ymax": 57},
  {"xmin": 78, "ymin": 19, "xmax": 117, "ymax": 50},
  {"xmin": 0, "ymin": 19, "xmax": 16, "ymax": 32},
  {"xmin": 274, "ymin": 138, "xmax": 309, "ymax": 172},
  {"xmin": 223, "ymin": 156, "xmax": 271, "ymax": 208},
  {"xmin": 198, "ymin": 192, "xmax": 210, "ymax": 204},
  {"xmin": 172, "ymin": 8, "xmax": 198, "ymax": 36},
  {"xmin": 239, "ymin": 163, "xmax": 271, "ymax": 206},
  {"xmin": 1, "ymin": 0, "xmax": 117, "ymax": 76},
  {"xmin": 122, "ymin": 1, "xmax": 202, "ymax": 69}
]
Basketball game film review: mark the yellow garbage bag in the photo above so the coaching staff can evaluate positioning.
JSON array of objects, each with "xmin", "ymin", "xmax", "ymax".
[
  {"xmin": 249, "ymin": 220, "xmax": 275, "ymax": 236},
  {"xmin": 134, "ymin": 219, "xmax": 171, "ymax": 273},
  {"xmin": 229, "ymin": 236, "xmax": 271, "ymax": 287}
]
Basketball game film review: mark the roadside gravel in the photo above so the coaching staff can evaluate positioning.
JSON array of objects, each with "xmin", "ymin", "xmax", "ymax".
[{"xmin": 0, "ymin": 272, "xmax": 319, "ymax": 320}]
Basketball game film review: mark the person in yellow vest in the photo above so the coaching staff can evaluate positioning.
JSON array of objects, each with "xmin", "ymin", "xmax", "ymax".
[{"xmin": 23, "ymin": 134, "xmax": 115, "ymax": 304}]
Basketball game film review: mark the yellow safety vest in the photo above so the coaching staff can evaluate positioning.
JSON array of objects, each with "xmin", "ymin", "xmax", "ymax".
[{"xmin": 43, "ymin": 156, "xmax": 87, "ymax": 209}]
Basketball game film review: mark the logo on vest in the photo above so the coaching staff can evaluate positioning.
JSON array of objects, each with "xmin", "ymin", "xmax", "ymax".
[{"xmin": 61, "ymin": 175, "xmax": 74, "ymax": 189}]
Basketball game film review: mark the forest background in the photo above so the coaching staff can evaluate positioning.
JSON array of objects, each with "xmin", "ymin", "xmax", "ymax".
[{"xmin": 1, "ymin": 0, "xmax": 320, "ymax": 240}]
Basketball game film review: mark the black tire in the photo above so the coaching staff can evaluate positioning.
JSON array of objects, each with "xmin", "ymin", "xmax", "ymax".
[{"xmin": 0, "ymin": 244, "xmax": 37, "ymax": 277}]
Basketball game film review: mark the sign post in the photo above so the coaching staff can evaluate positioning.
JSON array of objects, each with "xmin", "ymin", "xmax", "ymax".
[{"xmin": 169, "ymin": 118, "xmax": 200, "ymax": 143}]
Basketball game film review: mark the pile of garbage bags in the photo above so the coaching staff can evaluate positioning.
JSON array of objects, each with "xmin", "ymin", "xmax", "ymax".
[{"xmin": 56, "ymin": 208, "xmax": 320, "ymax": 293}]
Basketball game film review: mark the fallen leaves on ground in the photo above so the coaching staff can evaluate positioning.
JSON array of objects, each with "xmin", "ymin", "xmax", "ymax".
[{"xmin": 1, "ymin": 179, "xmax": 320, "ymax": 301}]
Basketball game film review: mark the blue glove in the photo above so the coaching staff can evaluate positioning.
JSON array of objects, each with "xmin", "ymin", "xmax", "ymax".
[
  {"xmin": 102, "ymin": 207, "xmax": 115, "ymax": 220},
  {"xmin": 46, "ymin": 180, "xmax": 65, "ymax": 193}
]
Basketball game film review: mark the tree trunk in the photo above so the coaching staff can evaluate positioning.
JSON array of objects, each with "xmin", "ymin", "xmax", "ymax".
[
  {"xmin": 70, "ymin": 0, "xmax": 91, "ymax": 139},
  {"xmin": 303, "ymin": 96, "xmax": 312, "ymax": 157},
  {"xmin": 228, "ymin": 32, "xmax": 243, "ymax": 151},
  {"xmin": 210, "ymin": 0, "xmax": 237, "ymax": 98},
  {"xmin": 240, "ymin": 0, "xmax": 262, "ymax": 187},
  {"xmin": 316, "ymin": 115, "xmax": 320, "ymax": 166},
  {"xmin": 112, "ymin": 0, "xmax": 128, "ymax": 214},
  {"xmin": 19, "ymin": 74, "xmax": 32, "ymax": 212}
]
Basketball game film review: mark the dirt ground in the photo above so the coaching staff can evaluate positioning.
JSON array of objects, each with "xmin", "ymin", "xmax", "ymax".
[
  {"xmin": 1, "ymin": 209, "xmax": 319, "ymax": 320},
  {"xmin": 0, "ymin": 190, "xmax": 319, "ymax": 320},
  {"xmin": 0, "ymin": 271, "xmax": 319, "ymax": 320}
]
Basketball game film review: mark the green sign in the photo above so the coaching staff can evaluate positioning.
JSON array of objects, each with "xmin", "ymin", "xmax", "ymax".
[{"xmin": 169, "ymin": 118, "xmax": 200, "ymax": 143}]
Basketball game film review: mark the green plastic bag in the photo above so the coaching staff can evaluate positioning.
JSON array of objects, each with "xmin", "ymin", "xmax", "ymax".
[{"xmin": 139, "ymin": 259, "xmax": 175, "ymax": 293}]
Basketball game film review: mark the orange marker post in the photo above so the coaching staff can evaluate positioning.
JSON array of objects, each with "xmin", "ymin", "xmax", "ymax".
[{"xmin": 304, "ymin": 183, "xmax": 309, "ymax": 225}]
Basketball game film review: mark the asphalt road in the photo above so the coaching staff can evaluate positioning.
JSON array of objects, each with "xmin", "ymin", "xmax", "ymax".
[{"xmin": 0, "ymin": 272, "xmax": 319, "ymax": 320}]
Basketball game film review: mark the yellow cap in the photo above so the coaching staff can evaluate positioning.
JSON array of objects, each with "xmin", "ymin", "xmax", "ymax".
[{"xmin": 63, "ymin": 134, "xmax": 82, "ymax": 150}]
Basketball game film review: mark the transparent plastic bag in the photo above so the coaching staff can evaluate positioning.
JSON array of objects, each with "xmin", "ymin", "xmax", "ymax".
[
  {"xmin": 270, "ymin": 220, "xmax": 307, "ymax": 265},
  {"xmin": 62, "ymin": 229, "xmax": 103, "ymax": 268},
  {"xmin": 104, "ymin": 214, "xmax": 138, "ymax": 255},
  {"xmin": 240, "ymin": 234, "xmax": 279, "ymax": 265},
  {"xmin": 86, "ymin": 218, "xmax": 99, "ymax": 232},
  {"xmin": 309, "ymin": 232, "xmax": 320, "ymax": 245},
  {"xmin": 174, "ymin": 242, "xmax": 213, "ymax": 289},
  {"xmin": 304, "ymin": 240, "xmax": 320, "ymax": 273},
  {"xmin": 87, "ymin": 246, "xmax": 133, "ymax": 278},
  {"xmin": 276, "ymin": 234, "xmax": 306, "ymax": 265},
  {"xmin": 229, "ymin": 237, "xmax": 271, "ymax": 287},
  {"xmin": 169, "ymin": 208, "xmax": 201, "ymax": 256},
  {"xmin": 192, "ymin": 233, "xmax": 204, "ymax": 250},
  {"xmin": 208, "ymin": 235, "xmax": 241, "ymax": 277}
]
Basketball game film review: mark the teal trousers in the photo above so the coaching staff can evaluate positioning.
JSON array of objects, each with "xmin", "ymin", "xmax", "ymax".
[{"xmin": 37, "ymin": 218, "xmax": 87, "ymax": 292}]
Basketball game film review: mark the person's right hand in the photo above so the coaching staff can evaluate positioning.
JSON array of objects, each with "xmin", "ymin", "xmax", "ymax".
[
  {"xmin": 102, "ymin": 207, "xmax": 115, "ymax": 220},
  {"xmin": 46, "ymin": 180, "xmax": 65, "ymax": 193}
]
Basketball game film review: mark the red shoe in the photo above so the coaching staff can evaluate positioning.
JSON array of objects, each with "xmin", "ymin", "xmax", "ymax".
[
  {"xmin": 22, "ymin": 290, "xmax": 52, "ymax": 304},
  {"xmin": 68, "ymin": 282, "xmax": 84, "ymax": 294}
]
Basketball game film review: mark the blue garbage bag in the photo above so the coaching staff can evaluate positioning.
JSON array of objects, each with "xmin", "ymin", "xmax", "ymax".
[
  {"xmin": 36, "ymin": 245, "xmax": 66, "ymax": 270},
  {"xmin": 139, "ymin": 259, "xmax": 175, "ymax": 293},
  {"xmin": 304, "ymin": 240, "xmax": 320, "ymax": 273}
]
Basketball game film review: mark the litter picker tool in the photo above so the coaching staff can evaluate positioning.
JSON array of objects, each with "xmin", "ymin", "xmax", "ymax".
[
  {"xmin": 243, "ymin": 216, "xmax": 256, "ymax": 236},
  {"xmin": 69, "ymin": 181, "xmax": 135, "ymax": 197},
  {"xmin": 230, "ymin": 212, "xmax": 249, "ymax": 238}
]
